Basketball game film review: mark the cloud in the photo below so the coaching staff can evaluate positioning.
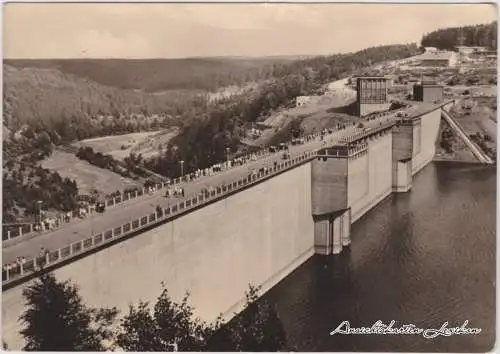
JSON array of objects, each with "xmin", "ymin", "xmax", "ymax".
[{"xmin": 3, "ymin": 3, "xmax": 497, "ymax": 59}]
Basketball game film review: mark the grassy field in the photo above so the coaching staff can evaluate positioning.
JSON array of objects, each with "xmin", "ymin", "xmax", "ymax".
[
  {"xmin": 72, "ymin": 128, "xmax": 180, "ymax": 161},
  {"xmin": 40, "ymin": 150, "xmax": 140, "ymax": 196},
  {"xmin": 130, "ymin": 128, "xmax": 181, "ymax": 159},
  {"xmin": 73, "ymin": 131, "xmax": 160, "ymax": 160}
]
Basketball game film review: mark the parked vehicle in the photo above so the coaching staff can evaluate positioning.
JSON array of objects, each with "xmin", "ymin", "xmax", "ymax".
[
  {"xmin": 95, "ymin": 202, "xmax": 106, "ymax": 213},
  {"xmin": 279, "ymin": 143, "xmax": 289, "ymax": 151}
]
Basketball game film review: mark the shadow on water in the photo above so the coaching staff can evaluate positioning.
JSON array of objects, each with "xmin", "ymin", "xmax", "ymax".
[{"xmin": 261, "ymin": 162, "xmax": 496, "ymax": 352}]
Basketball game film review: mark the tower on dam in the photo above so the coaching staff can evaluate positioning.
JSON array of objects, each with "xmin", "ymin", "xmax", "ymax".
[
  {"xmin": 413, "ymin": 81, "xmax": 444, "ymax": 102},
  {"xmin": 356, "ymin": 76, "xmax": 391, "ymax": 117},
  {"xmin": 391, "ymin": 116, "xmax": 421, "ymax": 192},
  {"xmin": 2, "ymin": 76, "xmax": 456, "ymax": 349},
  {"xmin": 311, "ymin": 122, "xmax": 394, "ymax": 255},
  {"xmin": 311, "ymin": 80, "xmax": 452, "ymax": 255}
]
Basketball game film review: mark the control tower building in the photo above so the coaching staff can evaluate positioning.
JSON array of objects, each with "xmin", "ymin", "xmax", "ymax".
[{"xmin": 356, "ymin": 77, "xmax": 391, "ymax": 117}]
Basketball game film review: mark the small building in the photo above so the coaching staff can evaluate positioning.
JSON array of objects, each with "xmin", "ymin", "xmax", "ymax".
[
  {"xmin": 413, "ymin": 83, "xmax": 444, "ymax": 103},
  {"xmin": 456, "ymin": 46, "xmax": 489, "ymax": 55},
  {"xmin": 417, "ymin": 51, "xmax": 458, "ymax": 67},
  {"xmin": 424, "ymin": 47, "xmax": 438, "ymax": 53}
]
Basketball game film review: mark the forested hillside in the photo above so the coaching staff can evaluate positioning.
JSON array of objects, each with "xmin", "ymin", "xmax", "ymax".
[
  {"xmin": 144, "ymin": 44, "xmax": 420, "ymax": 177},
  {"xmin": 4, "ymin": 57, "xmax": 293, "ymax": 92},
  {"xmin": 2, "ymin": 44, "xmax": 419, "ymax": 222},
  {"xmin": 2, "ymin": 57, "xmax": 300, "ymax": 142},
  {"xmin": 3, "ymin": 65, "xmax": 207, "ymax": 131},
  {"xmin": 421, "ymin": 21, "xmax": 497, "ymax": 50}
]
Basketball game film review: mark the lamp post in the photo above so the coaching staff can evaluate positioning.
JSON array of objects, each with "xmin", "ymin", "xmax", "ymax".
[{"xmin": 179, "ymin": 160, "xmax": 184, "ymax": 180}]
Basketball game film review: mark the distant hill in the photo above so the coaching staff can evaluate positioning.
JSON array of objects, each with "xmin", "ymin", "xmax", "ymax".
[
  {"xmin": 421, "ymin": 21, "xmax": 497, "ymax": 50},
  {"xmin": 145, "ymin": 44, "xmax": 421, "ymax": 177},
  {"xmin": 4, "ymin": 57, "xmax": 292, "ymax": 92},
  {"xmin": 3, "ymin": 64, "xmax": 203, "ymax": 139},
  {"xmin": 3, "ymin": 44, "xmax": 419, "ymax": 150}
]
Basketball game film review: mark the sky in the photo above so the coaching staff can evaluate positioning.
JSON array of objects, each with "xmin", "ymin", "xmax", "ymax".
[{"xmin": 3, "ymin": 3, "xmax": 497, "ymax": 59}]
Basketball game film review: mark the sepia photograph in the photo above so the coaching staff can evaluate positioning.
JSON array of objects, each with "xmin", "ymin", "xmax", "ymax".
[{"xmin": 1, "ymin": 2, "xmax": 497, "ymax": 352}]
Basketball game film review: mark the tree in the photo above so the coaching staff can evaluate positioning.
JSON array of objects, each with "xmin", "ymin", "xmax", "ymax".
[
  {"xmin": 116, "ymin": 284, "xmax": 216, "ymax": 351},
  {"xmin": 230, "ymin": 285, "xmax": 288, "ymax": 351},
  {"xmin": 19, "ymin": 272, "xmax": 118, "ymax": 351},
  {"xmin": 207, "ymin": 285, "xmax": 289, "ymax": 352},
  {"xmin": 117, "ymin": 283, "xmax": 289, "ymax": 352}
]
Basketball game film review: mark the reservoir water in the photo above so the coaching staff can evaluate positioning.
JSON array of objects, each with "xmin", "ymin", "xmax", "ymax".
[{"xmin": 264, "ymin": 162, "xmax": 496, "ymax": 352}]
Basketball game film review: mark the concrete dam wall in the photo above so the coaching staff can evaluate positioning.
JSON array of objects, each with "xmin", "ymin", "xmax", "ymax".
[
  {"xmin": 3, "ymin": 163, "xmax": 315, "ymax": 349},
  {"xmin": 2, "ymin": 105, "xmax": 449, "ymax": 349},
  {"xmin": 412, "ymin": 108, "xmax": 442, "ymax": 174}
]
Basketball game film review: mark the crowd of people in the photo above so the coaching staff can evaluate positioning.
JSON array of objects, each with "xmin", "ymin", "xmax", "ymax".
[
  {"xmin": 164, "ymin": 186, "xmax": 185, "ymax": 198},
  {"xmin": 3, "ymin": 247, "xmax": 50, "ymax": 281},
  {"xmin": 2, "ymin": 130, "xmax": 340, "ymax": 280},
  {"xmin": 181, "ymin": 153, "xmax": 260, "ymax": 182},
  {"xmin": 3, "ymin": 133, "xmax": 330, "ymax": 281}
]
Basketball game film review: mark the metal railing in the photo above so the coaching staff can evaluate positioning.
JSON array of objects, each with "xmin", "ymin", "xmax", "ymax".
[
  {"xmin": 2, "ymin": 150, "xmax": 319, "ymax": 286},
  {"xmin": 2, "ymin": 149, "xmax": 279, "ymax": 243},
  {"xmin": 3, "ymin": 115, "xmax": 396, "ymax": 285}
]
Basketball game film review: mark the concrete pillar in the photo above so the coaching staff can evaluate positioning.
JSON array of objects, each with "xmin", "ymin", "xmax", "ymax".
[
  {"xmin": 341, "ymin": 209, "xmax": 351, "ymax": 247},
  {"xmin": 18, "ymin": 227, "xmax": 22, "ymax": 238},
  {"xmin": 392, "ymin": 160, "xmax": 413, "ymax": 193},
  {"xmin": 30, "ymin": 224, "xmax": 33, "ymax": 233},
  {"xmin": 332, "ymin": 217, "xmax": 342, "ymax": 254},
  {"xmin": 313, "ymin": 216, "xmax": 332, "ymax": 255},
  {"xmin": 135, "ymin": 190, "xmax": 138, "ymax": 198},
  {"xmin": 7, "ymin": 230, "xmax": 11, "ymax": 240}
]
